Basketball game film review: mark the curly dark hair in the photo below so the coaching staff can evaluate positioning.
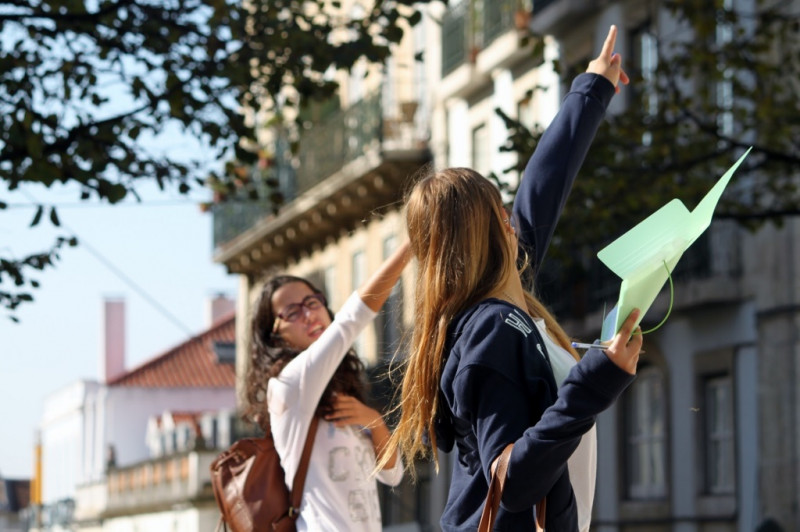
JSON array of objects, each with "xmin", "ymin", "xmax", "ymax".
[{"xmin": 244, "ymin": 275, "xmax": 366, "ymax": 432}]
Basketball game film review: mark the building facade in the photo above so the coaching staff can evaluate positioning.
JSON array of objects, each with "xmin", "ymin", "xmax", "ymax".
[
  {"xmin": 33, "ymin": 303, "xmax": 237, "ymax": 531},
  {"xmin": 214, "ymin": 1, "xmax": 800, "ymax": 531}
]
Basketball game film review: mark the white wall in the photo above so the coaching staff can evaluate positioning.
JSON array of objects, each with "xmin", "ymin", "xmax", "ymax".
[
  {"xmin": 40, "ymin": 380, "xmax": 235, "ymax": 510},
  {"xmin": 104, "ymin": 387, "xmax": 236, "ymax": 468},
  {"xmin": 40, "ymin": 380, "xmax": 101, "ymax": 503},
  {"xmin": 103, "ymin": 506, "xmax": 220, "ymax": 532}
]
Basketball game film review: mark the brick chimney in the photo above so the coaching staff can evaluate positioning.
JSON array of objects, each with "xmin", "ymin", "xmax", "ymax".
[
  {"xmin": 206, "ymin": 293, "xmax": 235, "ymax": 327},
  {"xmin": 101, "ymin": 298, "xmax": 126, "ymax": 383}
]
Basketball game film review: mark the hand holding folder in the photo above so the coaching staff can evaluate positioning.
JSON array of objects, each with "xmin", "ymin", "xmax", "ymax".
[{"xmin": 598, "ymin": 148, "xmax": 752, "ymax": 341}]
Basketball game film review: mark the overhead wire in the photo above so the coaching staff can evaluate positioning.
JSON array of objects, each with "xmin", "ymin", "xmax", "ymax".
[{"xmin": 18, "ymin": 189, "xmax": 196, "ymax": 336}]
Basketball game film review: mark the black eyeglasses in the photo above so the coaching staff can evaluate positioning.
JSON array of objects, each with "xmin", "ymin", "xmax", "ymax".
[{"xmin": 275, "ymin": 293, "xmax": 327, "ymax": 323}]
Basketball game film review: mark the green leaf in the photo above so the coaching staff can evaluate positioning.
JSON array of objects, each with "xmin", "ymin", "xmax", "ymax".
[
  {"xmin": 49, "ymin": 207, "xmax": 60, "ymax": 227},
  {"xmin": 30, "ymin": 206, "xmax": 44, "ymax": 227},
  {"xmin": 26, "ymin": 133, "xmax": 44, "ymax": 159},
  {"xmin": 107, "ymin": 184, "xmax": 128, "ymax": 204}
]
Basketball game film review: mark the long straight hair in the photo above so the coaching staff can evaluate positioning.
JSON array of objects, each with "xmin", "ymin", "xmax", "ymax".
[{"xmin": 382, "ymin": 168, "xmax": 578, "ymax": 473}]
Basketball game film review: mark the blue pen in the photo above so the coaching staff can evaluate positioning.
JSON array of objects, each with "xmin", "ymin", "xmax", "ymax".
[
  {"xmin": 571, "ymin": 341, "xmax": 611, "ymax": 350},
  {"xmin": 571, "ymin": 341, "xmax": 645, "ymax": 354}
]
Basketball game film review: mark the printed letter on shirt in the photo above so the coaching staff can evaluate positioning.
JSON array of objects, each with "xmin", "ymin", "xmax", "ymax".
[
  {"xmin": 505, "ymin": 309, "xmax": 532, "ymax": 337},
  {"xmin": 329, "ymin": 447, "xmax": 350, "ymax": 482}
]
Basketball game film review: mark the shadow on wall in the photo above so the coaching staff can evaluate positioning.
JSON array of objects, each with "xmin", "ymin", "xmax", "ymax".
[{"xmin": 756, "ymin": 518, "xmax": 783, "ymax": 532}]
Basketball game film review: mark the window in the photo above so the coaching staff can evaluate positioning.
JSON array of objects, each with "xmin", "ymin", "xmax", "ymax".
[
  {"xmin": 630, "ymin": 22, "xmax": 659, "ymax": 146},
  {"xmin": 517, "ymin": 96, "xmax": 536, "ymax": 133},
  {"xmin": 213, "ymin": 341, "xmax": 236, "ymax": 364},
  {"xmin": 210, "ymin": 418, "xmax": 218, "ymax": 449},
  {"xmin": 625, "ymin": 365, "xmax": 667, "ymax": 499},
  {"xmin": 413, "ymin": 19, "xmax": 428, "ymax": 140},
  {"xmin": 716, "ymin": 0, "xmax": 734, "ymax": 137},
  {"xmin": 704, "ymin": 374, "xmax": 736, "ymax": 494},
  {"xmin": 351, "ymin": 250, "xmax": 366, "ymax": 357},
  {"xmin": 471, "ymin": 123, "xmax": 490, "ymax": 177},
  {"xmin": 324, "ymin": 265, "xmax": 337, "ymax": 310},
  {"xmin": 377, "ymin": 236, "xmax": 404, "ymax": 360}
]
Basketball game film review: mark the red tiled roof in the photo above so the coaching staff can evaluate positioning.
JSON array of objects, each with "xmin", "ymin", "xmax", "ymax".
[{"xmin": 108, "ymin": 313, "xmax": 236, "ymax": 388}]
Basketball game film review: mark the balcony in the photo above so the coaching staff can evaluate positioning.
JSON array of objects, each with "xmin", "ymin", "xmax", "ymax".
[
  {"xmin": 107, "ymin": 451, "xmax": 216, "ymax": 517},
  {"xmin": 213, "ymin": 91, "xmax": 431, "ymax": 274},
  {"xmin": 441, "ymin": 0, "xmax": 522, "ymax": 77},
  {"xmin": 528, "ymin": 0, "xmax": 600, "ymax": 36},
  {"xmin": 212, "ymin": 135, "xmax": 296, "ymax": 252}
]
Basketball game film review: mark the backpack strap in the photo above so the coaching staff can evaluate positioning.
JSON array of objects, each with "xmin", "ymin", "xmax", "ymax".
[
  {"xmin": 478, "ymin": 443, "xmax": 546, "ymax": 531},
  {"xmin": 478, "ymin": 443, "xmax": 513, "ymax": 532},
  {"xmin": 288, "ymin": 416, "xmax": 320, "ymax": 518}
]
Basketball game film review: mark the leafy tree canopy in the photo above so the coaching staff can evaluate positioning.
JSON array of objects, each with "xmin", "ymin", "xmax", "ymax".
[
  {"xmin": 2, "ymin": 0, "xmax": 798, "ymax": 321},
  {"xmin": 0, "ymin": 0, "xmax": 422, "ymax": 319}
]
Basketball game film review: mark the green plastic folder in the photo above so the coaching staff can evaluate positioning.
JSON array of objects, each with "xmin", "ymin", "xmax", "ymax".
[{"xmin": 598, "ymin": 148, "xmax": 752, "ymax": 341}]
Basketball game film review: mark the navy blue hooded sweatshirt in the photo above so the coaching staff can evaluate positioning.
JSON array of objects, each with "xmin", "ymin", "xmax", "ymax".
[{"xmin": 434, "ymin": 73, "xmax": 637, "ymax": 531}]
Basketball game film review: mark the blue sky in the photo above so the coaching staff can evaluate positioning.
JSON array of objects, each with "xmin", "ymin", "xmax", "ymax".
[
  {"xmin": 0, "ymin": 8, "xmax": 244, "ymax": 480},
  {"xmin": 0, "ymin": 179, "xmax": 238, "ymax": 479}
]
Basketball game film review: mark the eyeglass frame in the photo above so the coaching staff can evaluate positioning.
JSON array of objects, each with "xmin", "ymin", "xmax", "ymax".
[{"xmin": 274, "ymin": 293, "xmax": 328, "ymax": 325}]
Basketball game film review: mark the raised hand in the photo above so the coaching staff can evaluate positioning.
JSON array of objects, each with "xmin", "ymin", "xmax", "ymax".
[
  {"xmin": 602, "ymin": 308, "xmax": 643, "ymax": 375},
  {"xmin": 586, "ymin": 25, "xmax": 630, "ymax": 93}
]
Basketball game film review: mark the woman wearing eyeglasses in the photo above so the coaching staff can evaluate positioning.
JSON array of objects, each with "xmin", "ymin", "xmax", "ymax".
[{"xmin": 244, "ymin": 241, "xmax": 410, "ymax": 532}]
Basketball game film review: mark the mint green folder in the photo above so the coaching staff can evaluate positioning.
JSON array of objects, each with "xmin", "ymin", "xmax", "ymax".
[{"xmin": 598, "ymin": 148, "xmax": 752, "ymax": 341}]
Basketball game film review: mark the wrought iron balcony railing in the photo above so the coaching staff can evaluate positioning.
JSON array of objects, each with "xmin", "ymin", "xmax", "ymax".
[
  {"xmin": 294, "ymin": 92, "xmax": 382, "ymax": 195},
  {"xmin": 213, "ymin": 90, "xmax": 428, "ymax": 252},
  {"xmin": 441, "ymin": 0, "xmax": 521, "ymax": 77},
  {"xmin": 441, "ymin": 1, "xmax": 468, "ymax": 76}
]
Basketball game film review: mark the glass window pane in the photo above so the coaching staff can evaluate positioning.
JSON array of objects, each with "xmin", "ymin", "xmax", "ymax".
[
  {"xmin": 626, "ymin": 366, "xmax": 667, "ymax": 499},
  {"xmin": 705, "ymin": 375, "xmax": 735, "ymax": 494},
  {"xmin": 471, "ymin": 123, "xmax": 490, "ymax": 177}
]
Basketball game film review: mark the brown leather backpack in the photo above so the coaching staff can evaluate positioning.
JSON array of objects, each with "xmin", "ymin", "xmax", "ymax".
[{"xmin": 210, "ymin": 418, "xmax": 319, "ymax": 532}]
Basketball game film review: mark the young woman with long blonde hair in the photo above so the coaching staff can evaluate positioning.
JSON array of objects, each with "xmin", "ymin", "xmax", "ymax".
[{"xmin": 383, "ymin": 26, "xmax": 642, "ymax": 531}]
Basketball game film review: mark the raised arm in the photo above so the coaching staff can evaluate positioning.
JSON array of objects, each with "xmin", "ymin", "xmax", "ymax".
[
  {"xmin": 358, "ymin": 240, "xmax": 411, "ymax": 311},
  {"xmin": 513, "ymin": 25, "xmax": 627, "ymax": 283}
]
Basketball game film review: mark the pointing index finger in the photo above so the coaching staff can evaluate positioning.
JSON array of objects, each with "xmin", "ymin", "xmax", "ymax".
[{"xmin": 600, "ymin": 25, "xmax": 618, "ymax": 60}]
